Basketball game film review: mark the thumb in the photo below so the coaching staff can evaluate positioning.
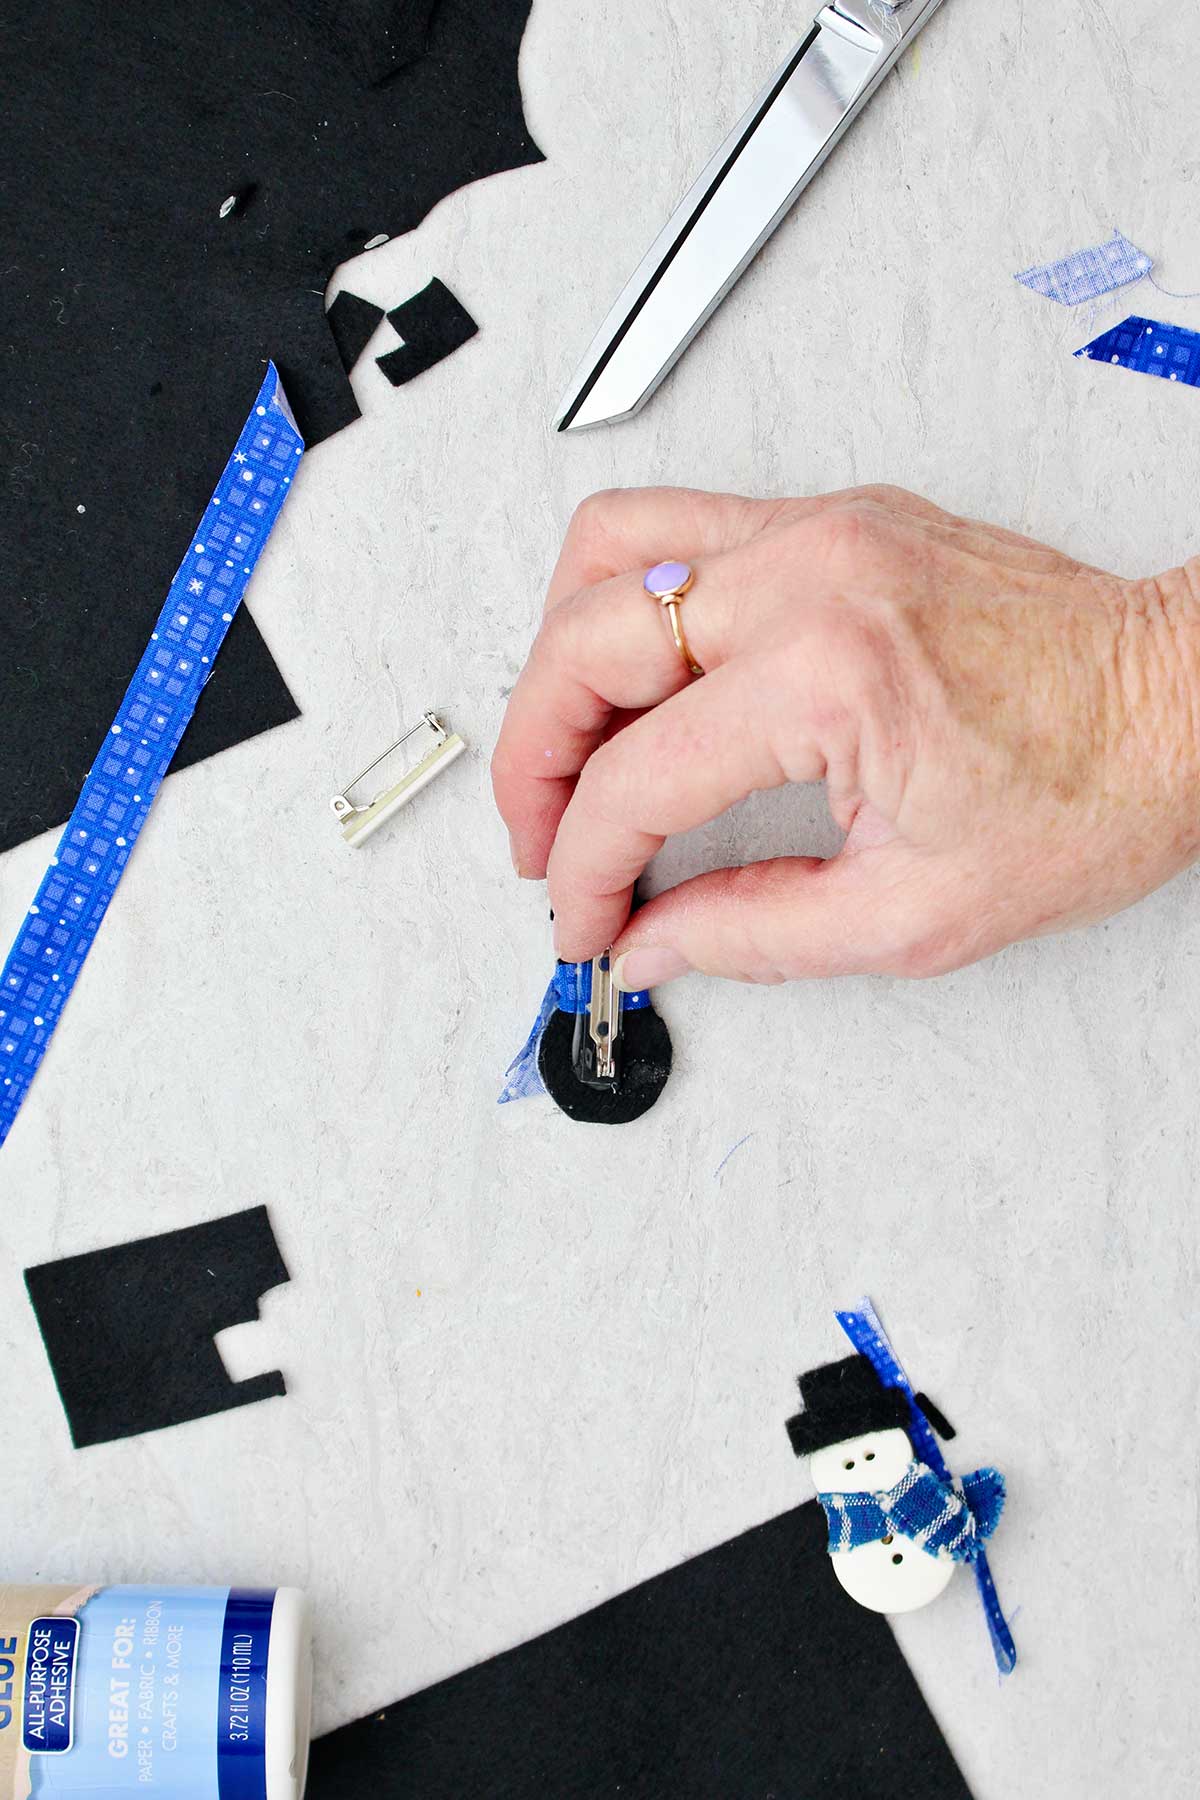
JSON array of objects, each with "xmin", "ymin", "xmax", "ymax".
[{"xmin": 610, "ymin": 846, "xmax": 945, "ymax": 987}]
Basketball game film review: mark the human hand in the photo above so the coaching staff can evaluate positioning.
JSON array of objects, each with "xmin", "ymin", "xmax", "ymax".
[{"xmin": 491, "ymin": 485, "xmax": 1200, "ymax": 987}]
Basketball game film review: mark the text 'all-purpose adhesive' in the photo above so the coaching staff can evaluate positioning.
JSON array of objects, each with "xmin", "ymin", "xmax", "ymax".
[{"xmin": 0, "ymin": 1583, "xmax": 311, "ymax": 1797}]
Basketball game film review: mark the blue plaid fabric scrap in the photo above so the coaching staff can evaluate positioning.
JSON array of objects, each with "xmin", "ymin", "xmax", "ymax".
[
  {"xmin": 1015, "ymin": 231, "xmax": 1152, "ymax": 306},
  {"xmin": 819, "ymin": 1460, "xmax": 1005, "ymax": 1563}
]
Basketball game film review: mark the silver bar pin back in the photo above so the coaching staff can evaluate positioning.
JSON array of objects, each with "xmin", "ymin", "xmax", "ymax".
[
  {"xmin": 331, "ymin": 712, "xmax": 467, "ymax": 847},
  {"xmin": 571, "ymin": 950, "xmax": 623, "ymax": 1090},
  {"xmin": 587, "ymin": 950, "xmax": 620, "ymax": 1085}
]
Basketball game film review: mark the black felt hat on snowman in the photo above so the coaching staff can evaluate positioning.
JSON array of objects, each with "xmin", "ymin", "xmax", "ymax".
[{"xmin": 785, "ymin": 1356, "xmax": 955, "ymax": 1459}]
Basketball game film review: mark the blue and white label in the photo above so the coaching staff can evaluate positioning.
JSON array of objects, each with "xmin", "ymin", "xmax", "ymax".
[
  {"xmin": 23, "ymin": 1618, "xmax": 79, "ymax": 1754},
  {"xmin": 20, "ymin": 1587, "xmax": 276, "ymax": 1797}
]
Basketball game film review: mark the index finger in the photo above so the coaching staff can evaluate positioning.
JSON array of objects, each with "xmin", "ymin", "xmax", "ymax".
[
  {"xmin": 494, "ymin": 488, "xmax": 777, "ymax": 874},
  {"xmin": 547, "ymin": 648, "xmax": 841, "ymax": 959}
]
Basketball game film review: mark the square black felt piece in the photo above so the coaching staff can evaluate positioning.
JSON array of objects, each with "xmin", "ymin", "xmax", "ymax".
[
  {"xmin": 307, "ymin": 1500, "xmax": 972, "ymax": 1800},
  {"xmin": 327, "ymin": 291, "xmax": 388, "ymax": 374},
  {"xmin": 24, "ymin": 1206, "xmax": 290, "ymax": 1449},
  {"xmin": 377, "ymin": 279, "xmax": 480, "ymax": 385},
  {"xmin": 0, "ymin": 0, "xmax": 542, "ymax": 853}
]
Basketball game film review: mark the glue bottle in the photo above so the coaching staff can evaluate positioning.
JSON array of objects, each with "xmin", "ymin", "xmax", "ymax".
[{"xmin": 0, "ymin": 1583, "xmax": 311, "ymax": 1797}]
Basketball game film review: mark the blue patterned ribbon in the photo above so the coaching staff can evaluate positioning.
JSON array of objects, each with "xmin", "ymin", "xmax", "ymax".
[
  {"xmin": 1015, "ymin": 230, "xmax": 1151, "ymax": 306},
  {"xmin": 498, "ymin": 962, "xmax": 650, "ymax": 1104},
  {"xmin": 0, "ymin": 366, "xmax": 303, "ymax": 1146},
  {"xmin": 836, "ymin": 1297, "xmax": 1017, "ymax": 1675},
  {"xmin": 1076, "ymin": 314, "xmax": 1200, "ymax": 388}
]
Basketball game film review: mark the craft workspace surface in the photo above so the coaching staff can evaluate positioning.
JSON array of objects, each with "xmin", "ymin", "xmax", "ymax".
[{"xmin": 3, "ymin": 3, "xmax": 1199, "ymax": 1796}]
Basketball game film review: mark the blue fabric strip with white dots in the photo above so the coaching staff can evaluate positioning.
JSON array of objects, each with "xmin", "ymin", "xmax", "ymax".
[
  {"xmin": 0, "ymin": 365, "xmax": 303, "ymax": 1146},
  {"xmin": 1076, "ymin": 314, "xmax": 1200, "ymax": 386},
  {"xmin": 837, "ymin": 1297, "xmax": 1017, "ymax": 1677}
]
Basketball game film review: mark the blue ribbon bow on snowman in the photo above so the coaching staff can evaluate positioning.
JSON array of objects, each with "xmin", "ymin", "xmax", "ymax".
[{"xmin": 787, "ymin": 1298, "xmax": 1016, "ymax": 1676}]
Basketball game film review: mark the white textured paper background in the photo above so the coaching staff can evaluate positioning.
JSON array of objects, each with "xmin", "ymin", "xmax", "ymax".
[{"xmin": 3, "ymin": 2, "xmax": 1199, "ymax": 1794}]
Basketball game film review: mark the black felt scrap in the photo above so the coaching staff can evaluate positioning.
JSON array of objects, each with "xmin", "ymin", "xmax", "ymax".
[
  {"xmin": 327, "ymin": 290, "xmax": 387, "ymax": 374},
  {"xmin": 377, "ymin": 278, "xmax": 480, "ymax": 385},
  {"xmin": 25, "ymin": 1206, "xmax": 290, "ymax": 1449},
  {"xmin": 306, "ymin": 1500, "xmax": 972, "ymax": 1799},
  {"xmin": 0, "ymin": 0, "xmax": 542, "ymax": 852},
  {"xmin": 538, "ymin": 1002, "xmax": 673, "ymax": 1125},
  {"xmin": 913, "ymin": 1392, "xmax": 957, "ymax": 1441},
  {"xmin": 294, "ymin": 1, "xmax": 442, "ymax": 84}
]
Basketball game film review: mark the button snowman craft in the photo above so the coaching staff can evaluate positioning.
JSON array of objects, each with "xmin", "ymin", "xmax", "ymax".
[{"xmin": 787, "ymin": 1300, "xmax": 1016, "ymax": 1673}]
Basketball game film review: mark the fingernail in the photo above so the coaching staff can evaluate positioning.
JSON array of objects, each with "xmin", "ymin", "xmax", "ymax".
[
  {"xmin": 552, "ymin": 916, "xmax": 578, "ymax": 959},
  {"xmin": 613, "ymin": 948, "xmax": 690, "ymax": 992}
]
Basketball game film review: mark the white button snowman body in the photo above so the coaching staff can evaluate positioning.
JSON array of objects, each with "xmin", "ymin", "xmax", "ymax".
[{"xmin": 811, "ymin": 1425, "xmax": 956, "ymax": 1615}]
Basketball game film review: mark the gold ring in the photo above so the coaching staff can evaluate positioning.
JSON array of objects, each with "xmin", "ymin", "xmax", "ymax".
[{"xmin": 643, "ymin": 560, "xmax": 704, "ymax": 677}]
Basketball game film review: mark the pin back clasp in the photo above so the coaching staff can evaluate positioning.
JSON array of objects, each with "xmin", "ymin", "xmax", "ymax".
[{"xmin": 331, "ymin": 711, "xmax": 467, "ymax": 846}]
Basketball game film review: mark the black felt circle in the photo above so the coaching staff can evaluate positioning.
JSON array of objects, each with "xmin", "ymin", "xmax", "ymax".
[{"xmin": 537, "ymin": 1006, "xmax": 672, "ymax": 1124}]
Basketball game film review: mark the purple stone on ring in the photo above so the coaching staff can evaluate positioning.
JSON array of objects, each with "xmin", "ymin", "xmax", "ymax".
[{"xmin": 643, "ymin": 560, "xmax": 693, "ymax": 598}]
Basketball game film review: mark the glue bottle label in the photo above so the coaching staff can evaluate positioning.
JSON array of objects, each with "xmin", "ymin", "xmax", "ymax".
[{"xmin": 0, "ymin": 1585, "xmax": 275, "ymax": 1798}]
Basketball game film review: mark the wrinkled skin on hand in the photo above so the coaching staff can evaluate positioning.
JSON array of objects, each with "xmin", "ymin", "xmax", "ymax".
[{"xmin": 492, "ymin": 485, "xmax": 1200, "ymax": 987}]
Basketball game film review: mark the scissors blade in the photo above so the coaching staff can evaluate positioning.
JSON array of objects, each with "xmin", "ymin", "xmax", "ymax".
[{"xmin": 555, "ymin": 1, "xmax": 947, "ymax": 432}]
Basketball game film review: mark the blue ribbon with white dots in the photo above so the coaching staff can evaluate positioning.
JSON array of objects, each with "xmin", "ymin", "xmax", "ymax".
[
  {"xmin": 837, "ymin": 1296, "xmax": 1017, "ymax": 1676},
  {"xmin": 0, "ymin": 365, "xmax": 303, "ymax": 1146},
  {"xmin": 1076, "ymin": 314, "xmax": 1200, "ymax": 388},
  {"xmin": 498, "ymin": 962, "xmax": 650, "ymax": 1104}
]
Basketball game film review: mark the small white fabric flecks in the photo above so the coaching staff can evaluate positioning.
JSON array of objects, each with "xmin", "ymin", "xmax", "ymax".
[{"xmin": 1015, "ymin": 230, "xmax": 1152, "ymax": 306}]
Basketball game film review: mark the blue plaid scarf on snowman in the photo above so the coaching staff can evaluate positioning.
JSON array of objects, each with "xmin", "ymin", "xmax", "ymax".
[{"xmin": 819, "ymin": 1461, "xmax": 1006, "ymax": 1563}]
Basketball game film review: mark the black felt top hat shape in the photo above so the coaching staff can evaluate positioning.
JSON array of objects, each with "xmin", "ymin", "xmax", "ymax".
[{"xmin": 785, "ymin": 1355, "xmax": 913, "ymax": 1459}]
